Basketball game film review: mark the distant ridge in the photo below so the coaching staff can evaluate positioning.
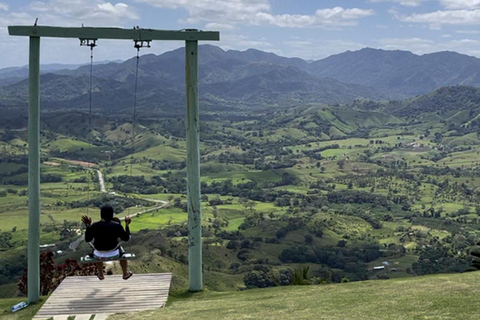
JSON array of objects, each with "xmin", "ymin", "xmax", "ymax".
[
  {"xmin": 2, "ymin": 46, "xmax": 480, "ymax": 113},
  {"xmin": 308, "ymin": 48, "xmax": 480, "ymax": 97}
]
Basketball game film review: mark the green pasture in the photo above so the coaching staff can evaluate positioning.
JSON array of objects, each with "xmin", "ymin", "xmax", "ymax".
[
  {"xmin": 201, "ymin": 167, "xmax": 282, "ymax": 185},
  {"xmin": 137, "ymin": 194, "xmax": 178, "ymax": 202},
  {"xmin": 437, "ymin": 148, "xmax": 480, "ymax": 168},
  {"xmin": 320, "ymin": 148, "xmax": 352, "ymax": 158},
  {"xmin": 8, "ymin": 138, "xmax": 27, "ymax": 148},
  {"xmin": 128, "ymin": 207, "xmax": 188, "ymax": 232},
  {"xmin": 288, "ymin": 137, "xmax": 371, "ymax": 153},
  {"xmin": 108, "ymin": 162, "xmax": 161, "ymax": 177},
  {"xmin": 443, "ymin": 133, "xmax": 480, "ymax": 147},
  {"xmin": 367, "ymin": 254, "xmax": 418, "ymax": 279},
  {"xmin": 271, "ymin": 128, "xmax": 309, "ymax": 141},
  {"xmin": 274, "ymin": 185, "xmax": 310, "ymax": 194},
  {"xmin": 0, "ymin": 142, "xmax": 26, "ymax": 156},
  {"xmin": 368, "ymin": 128, "xmax": 404, "ymax": 138},
  {"xmin": 132, "ymin": 133, "xmax": 169, "ymax": 152},
  {"xmin": 446, "ymin": 109, "xmax": 471, "ymax": 125},
  {"xmin": 49, "ymin": 138, "xmax": 90, "ymax": 152},
  {"xmin": 336, "ymin": 109, "xmax": 402, "ymax": 128},
  {"xmin": 130, "ymin": 144, "xmax": 186, "ymax": 162},
  {"xmin": 224, "ymin": 217, "xmax": 244, "ymax": 231},
  {"xmin": 375, "ymin": 134, "xmax": 418, "ymax": 144}
]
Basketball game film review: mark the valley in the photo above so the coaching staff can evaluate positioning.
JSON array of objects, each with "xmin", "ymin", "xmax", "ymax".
[{"xmin": 2, "ymin": 83, "xmax": 480, "ymax": 297}]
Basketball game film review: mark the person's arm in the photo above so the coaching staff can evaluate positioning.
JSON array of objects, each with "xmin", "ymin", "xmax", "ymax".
[
  {"xmin": 82, "ymin": 215, "xmax": 94, "ymax": 243},
  {"xmin": 119, "ymin": 216, "xmax": 131, "ymax": 242}
]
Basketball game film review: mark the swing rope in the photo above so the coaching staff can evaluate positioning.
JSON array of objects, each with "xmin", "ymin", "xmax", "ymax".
[
  {"xmin": 88, "ymin": 43, "xmax": 94, "ymax": 214},
  {"xmin": 82, "ymin": 39, "xmax": 97, "ymax": 217},
  {"xmin": 130, "ymin": 45, "xmax": 140, "ymax": 178},
  {"xmin": 127, "ymin": 40, "xmax": 150, "ymax": 217}
]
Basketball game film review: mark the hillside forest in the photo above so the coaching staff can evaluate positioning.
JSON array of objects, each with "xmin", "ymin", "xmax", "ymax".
[{"xmin": 1, "ymin": 47, "xmax": 480, "ymax": 295}]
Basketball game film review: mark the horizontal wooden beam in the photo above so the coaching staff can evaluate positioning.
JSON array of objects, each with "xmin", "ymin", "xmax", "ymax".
[{"xmin": 8, "ymin": 25, "xmax": 219, "ymax": 41}]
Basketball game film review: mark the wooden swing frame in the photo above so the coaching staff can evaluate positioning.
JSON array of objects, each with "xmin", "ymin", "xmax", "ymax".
[{"xmin": 8, "ymin": 24, "xmax": 219, "ymax": 303}]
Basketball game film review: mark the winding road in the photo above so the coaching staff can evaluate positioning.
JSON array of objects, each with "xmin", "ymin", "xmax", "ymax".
[{"xmin": 97, "ymin": 169, "xmax": 106, "ymax": 193}]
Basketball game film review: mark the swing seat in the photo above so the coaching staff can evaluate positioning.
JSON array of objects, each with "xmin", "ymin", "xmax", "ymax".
[
  {"xmin": 81, "ymin": 252, "xmax": 135, "ymax": 263},
  {"xmin": 81, "ymin": 242, "xmax": 135, "ymax": 263}
]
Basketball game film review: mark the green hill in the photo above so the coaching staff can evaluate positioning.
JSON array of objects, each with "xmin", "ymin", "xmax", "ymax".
[
  {"xmin": 113, "ymin": 271, "xmax": 480, "ymax": 320},
  {"xmin": 3, "ymin": 271, "xmax": 480, "ymax": 320}
]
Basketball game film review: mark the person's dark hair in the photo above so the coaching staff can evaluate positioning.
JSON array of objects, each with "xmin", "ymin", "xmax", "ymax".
[{"xmin": 100, "ymin": 205, "xmax": 114, "ymax": 222}]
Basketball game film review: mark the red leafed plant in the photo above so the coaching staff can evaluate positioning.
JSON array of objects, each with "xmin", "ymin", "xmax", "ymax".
[{"xmin": 19, "ymin": 251, "xmax": 97, "ymax": 295}]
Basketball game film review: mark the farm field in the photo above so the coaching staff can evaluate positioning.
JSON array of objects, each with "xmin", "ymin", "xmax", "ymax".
[{"xmin": 1, "ymin": 98, "xmax": 480, "ymax": 306}]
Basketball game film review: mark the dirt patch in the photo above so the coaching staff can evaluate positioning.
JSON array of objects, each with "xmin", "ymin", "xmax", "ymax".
[
  {"xmin": 43, "ymin": 161, "xmax": 61, "ymax": 167},
  {"xmin": 54, "ymin": 158, "xmax": 97, "ymax": 168}
]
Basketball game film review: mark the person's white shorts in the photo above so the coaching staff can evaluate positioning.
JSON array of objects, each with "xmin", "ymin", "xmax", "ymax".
[{"xmin": 93, "ymin": 248, "xmax": 120, "ymax": 259}]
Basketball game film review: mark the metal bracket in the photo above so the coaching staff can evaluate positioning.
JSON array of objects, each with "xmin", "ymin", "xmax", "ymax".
[
  {"xmin": 79, "ymin": 38, "xmax": 97, "ymax": 48},
  {"xmin": 134, "ymin": 40, "xmax": 151, "ymax": 51}
]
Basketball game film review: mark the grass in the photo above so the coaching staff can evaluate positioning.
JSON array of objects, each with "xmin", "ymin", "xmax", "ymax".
[
  {"xmin": 0, "ymin": 297, "xmax": 45, "ymax": 320},
  {"xmin": 104, "ymin": 272, "xmax": 480, "ymax": 320},
  {"xmin": 128, "ymin": 207, "xmax": 188, "ymax": 232}
]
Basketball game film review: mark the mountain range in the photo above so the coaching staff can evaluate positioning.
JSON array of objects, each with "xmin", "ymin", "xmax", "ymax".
[{"xmin": 2, "ymin": 45, "xmax": 480, "ymax": 115}]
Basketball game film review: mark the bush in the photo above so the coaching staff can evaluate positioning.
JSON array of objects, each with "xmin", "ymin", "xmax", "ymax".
[{"xmin": 19, "ymin": 251, "xmax": 96, "ymax": 296}]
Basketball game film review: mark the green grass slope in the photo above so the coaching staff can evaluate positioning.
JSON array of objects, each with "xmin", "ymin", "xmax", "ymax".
[
  {"xmin": 2, "ymin": 266, "xmax": 480, "ymax": 320},
  {"xmin": 105, "ymin": 272, "xmax": 480, "ymax": 320}
]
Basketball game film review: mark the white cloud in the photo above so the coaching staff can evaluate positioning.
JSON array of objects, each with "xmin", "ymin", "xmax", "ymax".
[
  {"xmin": 136, "ymin": 0, "xmax": 373, "ymax": 28},
  {"xmin": 204, "ymin": 23, "xmax": 235, "ymax": 31},
  {"xmin": 401, "ymin": 9, "xmax": 480, "ymax": 27},
  {"xmin": 281, "ymin": 39, "xmax": 366, "ymax": 60},
  {"xmin": 0, "ymin": 0, "xmax": 141, "ymax": 68},
  {"xmin": 220, "ymin": 33, "xmax": 274, "ymax": 51},
  {"xmin": 456, "ymin": 29, "xmax": 480, "ymax": 34},
  {"xmin": 25, "ymin": 0, "xmax": 139, "ymax": 26},
  {"xmin": 440, "ymin": 0, "xmax": 480, "ymax": 10},
  {"xmin": 253, "ymin": 7, "xmax": 374, "ymax": 28},
  {"xmin": 368, "ymin": 0, "xmax": 423, "ymax": 7},
  {"xmin": 136, "ymin": 0, "xmax": 271, "ymax": 25},
  {"xmin": 0, "ymin": 2, "xmax": 8, "ymax": 11}
]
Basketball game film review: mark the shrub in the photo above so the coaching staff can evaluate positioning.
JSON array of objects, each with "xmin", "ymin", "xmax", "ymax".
[{"xmin": 18, "ymin": 251, "xmax": 96, "ymax": 296}]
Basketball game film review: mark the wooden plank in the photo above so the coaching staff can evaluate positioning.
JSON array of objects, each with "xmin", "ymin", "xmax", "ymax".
[
  {"xmin": 42, "ymin": 301, "xmax": 168, "ymax": 306},
  {"xmin": 44, "ymin": 291, "xmax": 170, "ymax": 297},
  {"xmin": 8, "ymin": 26, "xmax": 219, "ymax": 41},
  {"xmin": 33, "ymin": 273, "xmax": 172, "ymax": 319}
]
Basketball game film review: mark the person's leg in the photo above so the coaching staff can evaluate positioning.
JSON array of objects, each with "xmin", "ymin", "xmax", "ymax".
[
  {"xmin": 119, "ymin": 259, "xmax": 132, "ymax": 279},
  {"xmin": 96, "ymin": 262, "xmax": 104, "ymax": 279}
]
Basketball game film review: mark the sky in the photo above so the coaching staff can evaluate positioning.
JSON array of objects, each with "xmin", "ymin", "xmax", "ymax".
[{"xmin": 2, "ymin": 0, "xmax": 480, "ymax": 68}]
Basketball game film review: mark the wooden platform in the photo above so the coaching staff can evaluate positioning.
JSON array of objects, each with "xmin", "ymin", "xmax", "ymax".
[{"xmin": 34, "ymin": 273, "xmax": 172, "ymax": 319}]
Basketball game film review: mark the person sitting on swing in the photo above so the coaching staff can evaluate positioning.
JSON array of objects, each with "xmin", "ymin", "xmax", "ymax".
[{"xmin": 81, "ymin": 205, "xmax": 133, "ymax": 280}]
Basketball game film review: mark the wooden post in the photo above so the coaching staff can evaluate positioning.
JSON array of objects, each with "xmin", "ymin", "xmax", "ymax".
[
  {"xmin": 27, "ymin": 36, "xmax": 41, "ymax": 303},
  {"xmin": 185, "ymin": 40, "xmax": 202, "ymax": 291}
]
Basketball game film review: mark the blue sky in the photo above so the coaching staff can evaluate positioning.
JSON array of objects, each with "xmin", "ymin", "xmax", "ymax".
[{"xmin": 2, "ymin": 0, "xmax": 480, "ymax": 68}]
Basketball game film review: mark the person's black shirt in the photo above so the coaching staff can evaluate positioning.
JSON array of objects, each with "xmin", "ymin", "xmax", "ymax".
[{"xmin": 85, "ymin": 220, "xmax": 130, "ymax": 251}]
